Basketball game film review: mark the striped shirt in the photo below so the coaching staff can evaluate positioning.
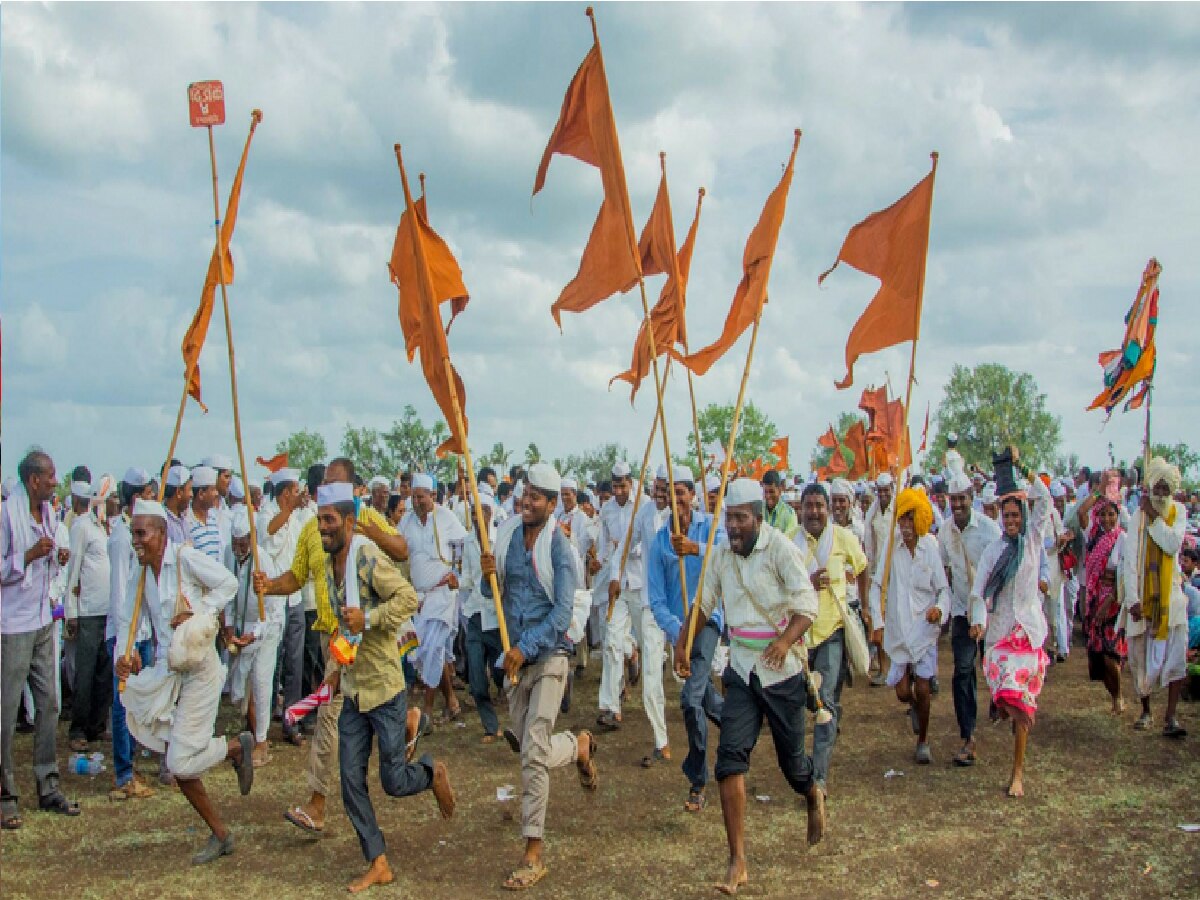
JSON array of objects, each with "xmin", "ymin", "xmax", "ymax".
[{"xmin": 187, "ymin": 507, "xmax": 223, "ymax": 561}]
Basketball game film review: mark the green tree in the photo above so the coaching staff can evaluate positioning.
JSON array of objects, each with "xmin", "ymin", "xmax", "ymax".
[
  {"xmin": 479, "ymin": 442, "xmax": 513, "ymax": 471},
  {"xmin": 561, "ymin": 443, "xmax": 629, "ymax": 486},
  {"xmin": 340, "ymin": 425, "xmax": 390, "ymax": 480},
  {"xmin": 683, "ymin": 401, "xmax": 778, "ymax": 472},
  {"xmin": 932, "ymin": 363, "xmax": 1061, "ymax": 471},
  {"xmin": 382, "ymin": 405, "xmax": 442, "ymax": 474},
  {"xmin": 1151, "ymin": 442, "xmax": 1200, "ymax": 487},
  {"xmin": 525, "ymin": 443, "xmax": 541, "ymax": 467},
  {"xmin": 275, "ymin": 428, "xmax": 328, "ymax": 475},
  {"xmin": 811, "ymin": 411, "xmax": 867, "ymax": 473}
]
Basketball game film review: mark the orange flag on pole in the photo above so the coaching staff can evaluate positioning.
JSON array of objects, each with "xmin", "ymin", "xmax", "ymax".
[
  {"xmin": 256, "ymin": 452, "xmax": 288, "ymax": 473},
  {"xmin": 820, "ymin": 158, "xmax": 937, "ymax": 389},
  {"xmin": 677, "ymin": 131, "xmax": 802, "ymax": 376},
  {"xmin": 181, "ymin": 111, "xmax": 262, "ymax": 411},
  {"xmin": 918, "ymin": 402, "xmax": 930, "ymax": 452},
  {"xmin": 769, "ymin": 436, "xmax": 789, "ymax": 471},
  {"xmin": 389, "ymin": 149, "xmax": 471, "ymax": 457},
  {"xmin": 610, "ymin": 169, "xmax": 704, "ymax": 400},
  {"xmin": 534, "ymin": 27, "xmax": 639, "ymax": 327},
  {"xmin": 843, "ymin": 420, "xmax": 869, "ymax": 479}
]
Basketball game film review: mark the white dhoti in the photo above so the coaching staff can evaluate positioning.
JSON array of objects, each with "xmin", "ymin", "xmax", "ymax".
[
  {"xmin": 599, "ymin": 593, "xmax": 637, "ymax": 715},
  {"xmin": 126, "ymin": 650, "xmax": 228, "ymax": 778},
  {"xmin": 1128, "ymin": 625, "xmax": 1188, "ymax": 698},
  {"xmin": 227, "ymin": 626, "xmax": 282, "ymax": 744},
  {"xmin": 639, "ymin": 604, "xmax": 668, "ymax": 750}
]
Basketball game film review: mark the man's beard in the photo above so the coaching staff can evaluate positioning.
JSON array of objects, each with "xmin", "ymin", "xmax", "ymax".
[{"xmin": 1152, "ymin": 495, "xmax": 1171, "ymax": 516}]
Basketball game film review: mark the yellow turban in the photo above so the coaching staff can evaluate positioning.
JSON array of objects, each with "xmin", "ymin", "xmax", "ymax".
[{"xmin": 895, "ymin": 487, "xmax": 934, "ymax": 537}]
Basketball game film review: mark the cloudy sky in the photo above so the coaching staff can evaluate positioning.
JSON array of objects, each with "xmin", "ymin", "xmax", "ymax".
[{"xmin": 3, "ymin": 2, "xmax": 1198, "ymax": 483}]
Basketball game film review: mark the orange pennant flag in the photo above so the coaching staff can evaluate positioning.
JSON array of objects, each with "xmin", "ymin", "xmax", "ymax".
[
  {"xmin": 817, "ymin": 427, "xmax": 838, "ymax": 450},
  {"xmin": 818, "ymin": 445, "xmax": 850, "ymax": 482},
  {"xmin": 918, "ymin": 402, "xmax": 930, "ymax": 452},
  {"xmin": 181, "ymin": 110, "xmax": 262, "ymax": 411},
  {"xmin": 534, "ymin": 21, "xmax": 639, "ymax": 327},
  {"xmin": 843, "ymin": 420, "xmax": 869, "ymax": 480},
  {"xmin": 610, "ymin": 171, "xmax": 705, "ymax": 400},
  {"xmin": 769, "ymin": 436, "xmax": 789, "ymax": 471},
  {"xmin": 256, "ymin": 452, "xmax": 288, "ymax": 473},
  {"xmin": 390, "ymin": 148, "xmax": 471, "ymax": 457},
  {"xmin": 821, "ymin": 156, "xmax": 938, "ymax": 390},
  {"xmin": 678, "ymin": 131, "xmax": 801, "ymax": 376}
]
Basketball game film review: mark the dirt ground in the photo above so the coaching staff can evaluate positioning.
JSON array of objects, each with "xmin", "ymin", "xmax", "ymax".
[{"xmin": 2, "ymin": 638, "xmax": 1198, "ymax": 900}]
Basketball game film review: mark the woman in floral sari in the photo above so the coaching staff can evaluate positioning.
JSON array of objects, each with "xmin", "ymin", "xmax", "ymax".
[
  {"xmin": 969, "ymin": 474, "xmax": 1051, "ymax": 798},
  {"xmin": 1083, "ymin": 498, "xmax": 1127, "ymax": 714}
]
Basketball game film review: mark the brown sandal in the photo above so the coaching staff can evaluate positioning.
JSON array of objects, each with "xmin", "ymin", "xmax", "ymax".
[{"xmin": 576, "ymin": 731, "xmax": 598, "ymax": 791}]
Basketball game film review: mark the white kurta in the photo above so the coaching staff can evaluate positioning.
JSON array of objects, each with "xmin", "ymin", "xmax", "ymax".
[
  {"xmin": 401, "ymin": 506, "xmax": 468, "ymax": 626},
  {"xmin": 873, "ymin": 534, "xmax": 951, "ymax": 665}
]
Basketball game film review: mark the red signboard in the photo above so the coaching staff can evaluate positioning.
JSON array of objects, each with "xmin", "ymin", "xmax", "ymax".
[{"xmin": 188, "ymin": 81, "xmax": 225, "ymax": 127}]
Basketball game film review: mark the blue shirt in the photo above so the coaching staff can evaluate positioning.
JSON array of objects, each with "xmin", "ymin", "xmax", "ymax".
[
  {"xmin": 647, "ymin": 511, "xmax": 726, "ymax": 645},
  {"xmin": 484, "ymin": 524, "xmax": 576, "ymax": 664}
]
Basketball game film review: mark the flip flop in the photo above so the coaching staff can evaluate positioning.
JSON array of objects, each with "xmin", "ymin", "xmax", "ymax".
[
  {"xmin": 232, "ymin": 731, "xmax": 255, "ymax": 796},
  {"xmin": 684, "ymin": 787, "xmax": 706, "ymax": 813},
  {"xmin": 407, "ymin": 712, "xmax": 429, "ymax": 763},
  {"xmin": 576, "ymin": 731, "xmax": 598, "ymax": 791},
  {"xmin": 502, "ymin": 861, "xmax": 549, "ymax": 891},
  {"xmin": 953, "ymin": 747, "xmax": 976, "ymax": 767},
  {"xmin": 503, "ymin": 728, "xmax": 521, "ymax": 754},
  {"xmin": 283, "ymin": 806, "xmax": 324, "ymax": 835}
]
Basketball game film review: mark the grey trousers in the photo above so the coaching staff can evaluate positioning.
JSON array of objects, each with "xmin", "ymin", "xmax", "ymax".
[{"xmin": 2, "ymin": 625, "xmax": 62, "ymax": 814}]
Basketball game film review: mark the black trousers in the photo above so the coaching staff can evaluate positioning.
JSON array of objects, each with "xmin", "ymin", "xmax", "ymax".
[
  {"xmin": 69, "ymin": 615, "xmax": 112, "ymax": 741},
  {"xmin": 715, "ymin": 666, "xmax": 813, "ymax": 796}
]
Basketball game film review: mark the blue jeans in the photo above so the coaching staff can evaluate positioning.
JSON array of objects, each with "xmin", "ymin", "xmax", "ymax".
[
  {"xmin": 109, "ymin": 636, "xmax": 154, "ymax": 787},
  {"xmin": 340, "ymin": 691, "xmax": 434, "ymax": 862},
  {"xmin": 681, "ymin": 622, "xmax": 724, "ymax": 790},
  {"xmin": 808, "ymin": 629, "xmax": 845, "ymax": 788},
  {"xmin": 465, "ymin": 614, "xmax": 504, "ymax": 736}
]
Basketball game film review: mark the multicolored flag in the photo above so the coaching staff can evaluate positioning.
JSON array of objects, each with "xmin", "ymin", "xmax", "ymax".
[{"xmin": 1088, "ymin": 258, "xmax": 1161, "ymax": 419}]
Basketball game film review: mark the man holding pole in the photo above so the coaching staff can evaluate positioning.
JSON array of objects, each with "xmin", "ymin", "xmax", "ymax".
[
  {"xmin": 480, "ymin": 462, "xmax": 597, "ymax": 892},
  {"xmin": 595, "ymin": 461, "xmax": 640, "ymax": 730},
  {"xmin": 676, "ymin": 478, "xmax": 824, "ymax": 896},
  {"xmin": 650, "ymin": 468, "xmax": 726, "ymax": 812}
]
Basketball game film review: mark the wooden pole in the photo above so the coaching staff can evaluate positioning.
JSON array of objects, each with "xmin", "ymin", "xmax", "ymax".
[
  {"xmin": 1133, "ymin": 258, "xmax": 1161, "ymax": 599},
  {"xmin": 682, "ymin": 302, "xmax": 766, "ymax": 660},
  {"xmin": 118, "ymin": 379, "xmax": 190, "ymax": 691},
  {"xmin": 209, "ymin": 114, "xmax": 266, "ymax": 620},
  {"xmin": 674, "ymin": 182, "xmax": 708, "ymax": 509},
  {"xmin": 588, "ymin": 8, "xmax": 691, "ymax": 628},
  {"xmin": 876, "ymin": 153, "xmax": 939, "ymax": 618},
  {"xmin": 394, "ymin": 145, "xmax": 510, "ymax": 652}
]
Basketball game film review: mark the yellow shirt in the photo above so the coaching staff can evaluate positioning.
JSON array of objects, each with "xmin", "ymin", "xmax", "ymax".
[
  {"xmin": 291, "ymin": 504, "xmax": 398, "ymax": 634},
  {"xmin": 798, "ymin": 523, "xmax": 868, "ymax": 646}
]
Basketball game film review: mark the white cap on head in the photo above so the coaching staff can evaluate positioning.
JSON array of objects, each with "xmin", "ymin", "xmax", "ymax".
[
  {"xmin": 132, "ymin": 498, "xmax": 167, "ymax": 520},
  {"xmin": 191, "ymin": 466, "xmax": 217, "ymax": 489},
  {"xmin": 123, "ymin": 467, "xmax": 150, "ymax": 488},
  {"xmin": 830, "ymin": 478, "xmax": 854, "ymax": 498},
  {"xmin": 672, "ymin": 465, "xmax": 695, "ymax": 486},
  {"xmin": 981, "ymin": 483, "xmax": 998, "ymax": 504},
  {"xmin": 612, "ymin": 461, "xmax": 631, "ymax": 479},
  {"xmin": 1050, "ymin": 481, "xmax": 1067, "ymax": 499},
  {"xmin": 203, "ymin": 454, "xmax": 234, "ymax": 472},
  {"xmin": 655, "ymin": 464, "xmax": 668, "ymax": 481},
  {"xmin": 947, "ymin": 431, "xmax": 958, "ymax": 443},
  {"xmin": 705, "ymin": 475, "xmax": 722, "ymax": 493},
  {"xmin": 726, "ymin": 478, "xmax": 764, "ymax": 507},
  {"xmin": 411, "ymin": 473, "xmax": 435, "ymax": 492},
  {"xmin": 166, "ymin": 465, "xmax": 190, "ymax": 488},
  {"xmin": 316, "ymin": 483, "xmax": 355, "ymax": 507},
  {"xmin": 71, "ymin": 480, "xmax": 92, "ymax": 499},
  {"xmin": 972, "ymin": 472, "xmax": 986, "ymax": 483},
  {"xmin": 948, "ymin": 474, "xmax": 973, "ymax": 495},
  {"xmin": 560, "ymin": 476, "xmax": 578, "ymax": 492},
  {"xmin": 231, "ymin": 507, "xmax": 251, "ymax": 539},
  {"xmin": 875, "ymin": 473, "xmax": 894, "ymax": 489},
  {"xmin": 528, "ymin": 462, "xmax": 562, "ymax": 494},
  {"xmin": 367, "ymin": 476, "xmax": 390, "ymax": 491},
  {"xmin": 229, "ymin": 476, "xmax": 245, "ymax": 500},
  {"xmin": 514, "ymin": 480, "xmax": 525, "ymax": 499},
  {"xmin": 271, "ymin": 468, "xmax": 300, "ymax": 488}
]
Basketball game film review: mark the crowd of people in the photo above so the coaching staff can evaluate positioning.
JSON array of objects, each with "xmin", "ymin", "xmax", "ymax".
[{"xmin": 2, "ymin": 435, "xmax": 1198, "ymax": 893}]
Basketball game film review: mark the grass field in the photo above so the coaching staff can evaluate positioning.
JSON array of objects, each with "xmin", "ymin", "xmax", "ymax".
[{"xmin": 2, "ymin": 641, "xmax": 1198, "ymax": 899}]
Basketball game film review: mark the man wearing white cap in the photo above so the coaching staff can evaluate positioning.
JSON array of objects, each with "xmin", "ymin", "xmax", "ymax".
[
  {"xmin": 163, "ymin": 465, "xmax": 192, "ymax": 546},
  {"xmin": 115, "ymin": 498, "xmax": 254, "ymax": 864},
  {"xmin": 594, "ymin": 461, "xmax": 639, "ymax": 730},
  {"xmin": 648, "ymin": 466, "xmax": 725, "ymax": 797},
  {"xmin": 863, "ymin": 473, "xmax": 896, "ymax": 686},
  {"xmin": 224, "ymin": 508, "xmax": 285, "ymax": 767},
  {"xmin": 971, "ymin": 472, "xmax": 987, "ymax": 511},
  {"xmin": 257, "ymin": 467, "xmax": 307, "ymax": 746},
  {"xmin": 202, "ymin": 454, "xmax": 235, "ymax": 549},
  {"xmin": 400, "ymin": 472, "xmax": 468, "ymax": 724},
  {"xmin": 938, "ymin": 473, "xmax": 1000, "ymax": 766},
  {"xmin": 188, "ymin": 466, "xmax": 224, "ymax": 561},
  {"xmin": 64, "ymin": 478, "xmax": 114, "ymax": 752},
  {"xmin": 980, "ymin": 483, "xmax": 1000, "ymax": 521},
  {"xmin": 558, "ymin": 477, "xmax": 589, "ymax": 554},
  {"xmin": 480, "ymin": 462, "xmax": 596, "ymax": 891},
  {"xmin": 705, "ymin": 475, "xmax": 723, "ymax": 524},
  {"xmin": 367, "ymin": 477, "xmax": 391, "ymax": 518},
  {"xmin": 943, "ymin": 432, "xmax": 965, "ymax": 482},
  {"xmin": 676, "ymin": 478, "xmax": 825, "ymax": 894}
]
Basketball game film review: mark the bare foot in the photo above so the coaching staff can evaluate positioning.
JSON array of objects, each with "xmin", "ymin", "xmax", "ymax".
[
  {"xmin": 806, "ymin": 784, "xmax": 827, "ymax": 846},
  {"xmin": 1007, "ymin": 778, "xmax": 1025, "ymax": 798},
  {"xmin": 432, "ymin": 761, "xmax": 456, "ymax": 819},
  {"xmin": 714, "ymin": 857, "xmax": 748, "ymax": 895},
  {"xmin": 1110, "ymin": 697, "xmax": 1126, "ymax": 716},
  {"xmin": 348, "ymin": 856, "xmax": 394, "ymax": 893}
]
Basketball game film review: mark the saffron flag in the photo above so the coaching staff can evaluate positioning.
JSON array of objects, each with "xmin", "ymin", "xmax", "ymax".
[
  {"xmin": 1088, "ymin": 258, "xmax": 1161, "ymax": 418},
  {"xmin": 181, "ymin": 110, "xmax": 262, "ymax": 410},
  {"xmin": 843, "ymin": 420, "xmax": 870, "ymax": 480},
  {"xmin": 256, "ymin": 452, "xmax": 288, "ymax": 473},
  {"xmin": 817, "ymin": 427, "xmax": 838, "ymax": 449},
  {"xmin": 769, "ymin": 436, "xmax": 789, "ymax": 471},
  {"xmin": 390, "ymin": 148, "xmax": 471, "ymax": 457},
  {"xmin": 611, "ymin": 174, "xmax": 704, "ymax": 400},
  {"xmin": 534, "ymin": 35, "xmax": 639, "ymax": 326},
  {"xmin": 818, "ymin": 445, "xmax": 850, "ymax": 482},
  {"xmin": 821, "ymin": 157, "xmax": 937, "ymax": 389},
  {"xmin": 678, "ymin": 130, "xmax": 802, "ymax": 376},
  {"xmin": 918, "ymin": 402, "xmax": 930, "ymax": 452}
]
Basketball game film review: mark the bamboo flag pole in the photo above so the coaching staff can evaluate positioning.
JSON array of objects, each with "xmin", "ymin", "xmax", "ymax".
[
  {"xmin": 394, "ymin": 145, "xmax": 511, "ymax": 653},
  {"xmin": 875, "ymin": 152, "xmax": 939, "ymax": 618},
  {"xmin": 118, "ymin": 380, "xmax": 190, "ymax": 691},
  {"xmin": 210, "ymin": 111, "xmax": 266, "ymax": 620},
  {"xmin": 587, "ymin": 8, "xmax": 691, "ymax": 625},
  {"xmin": 607, "ymin": 362, "xmax": 665, "ymax": 622},
  {"xmin": 681, "ymin": 301, "xmax": 766, "ymax": 660},
  {"xmin": 1133, "ymin": 259, "xmax": 1161, "ymax": 600}
]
